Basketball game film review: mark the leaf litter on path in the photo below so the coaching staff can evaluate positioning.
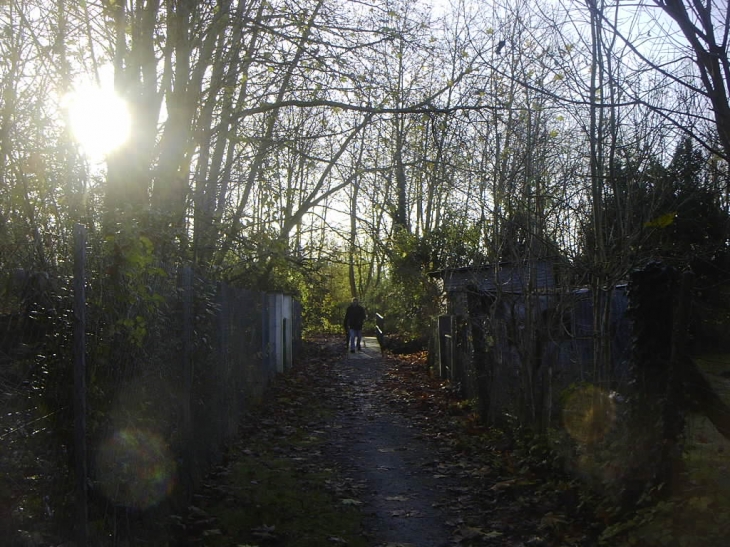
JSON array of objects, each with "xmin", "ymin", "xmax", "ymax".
[{"xmin": 171, "ymin": 335, "xmax": 599, "ymax": 546}]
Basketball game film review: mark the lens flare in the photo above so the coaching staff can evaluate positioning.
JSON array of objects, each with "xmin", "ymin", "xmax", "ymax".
[
  {"xmin": 95, "ymin": 428, "xmax": 176, "ymax": 509},
  {"xmin": 64, "ymin": 84, "xmax": 131, "ymax": 160},
  {"xmin": 562, "ymin": 385, "xmax": 616, "ymax": 445}
]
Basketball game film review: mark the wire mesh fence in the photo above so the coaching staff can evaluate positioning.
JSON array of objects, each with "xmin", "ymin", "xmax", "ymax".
[
  {"xmin": 0, "ymin": 225, "xmax": 301, "ymax": 544},
  {"xmin": 432, "ymin": 264, "xmax": 632, "ymax": 429}
]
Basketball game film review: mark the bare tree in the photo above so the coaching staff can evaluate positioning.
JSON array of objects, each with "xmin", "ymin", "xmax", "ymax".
[{"xmin": 652, "ymin": 0, "xmax": 730, "ymax": 158}]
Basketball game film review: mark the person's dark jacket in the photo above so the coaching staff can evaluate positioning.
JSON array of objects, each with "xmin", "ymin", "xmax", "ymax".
[{"xmin": 344, "ymin": 302, "xmax": 366, "ymax": 331}]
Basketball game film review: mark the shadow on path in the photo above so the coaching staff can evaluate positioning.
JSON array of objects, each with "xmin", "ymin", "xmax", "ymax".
[
  {"xmin": 327, "ymin": 337, "xmax": 459, "ymax": 546},
  {"xmin": 171, "ymin": 335, "xmax": 594, "ymax": 547}
]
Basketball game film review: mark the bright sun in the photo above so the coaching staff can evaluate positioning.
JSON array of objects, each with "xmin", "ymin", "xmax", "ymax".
[{"xmin": 65, "ymin": 84, "xmax": 131, "ymax": 161}]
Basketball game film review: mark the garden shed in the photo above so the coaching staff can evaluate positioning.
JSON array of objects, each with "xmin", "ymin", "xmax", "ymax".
[{"xmin": 430, "ymin": 260, "xmax": 631, "ymax": 424}]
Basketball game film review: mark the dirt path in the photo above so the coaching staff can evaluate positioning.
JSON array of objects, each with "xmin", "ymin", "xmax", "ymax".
[
  {"xmin": 173, "ymin": 335, "xmax": 595, "ymax": 546},
  {"xmin": 327, "ymin": 338, "xmax": 458, "ymax": 546}
]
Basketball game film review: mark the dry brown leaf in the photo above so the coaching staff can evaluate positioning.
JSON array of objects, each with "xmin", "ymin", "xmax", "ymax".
[{"xmin": 489, "ymin": 479, "xmax": 516, "ymax": 491}]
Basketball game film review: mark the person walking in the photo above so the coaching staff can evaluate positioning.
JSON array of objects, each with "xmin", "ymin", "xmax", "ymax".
[{"xmin": 343, "ymin": 297, "xmax": 366, "ymax": 353}]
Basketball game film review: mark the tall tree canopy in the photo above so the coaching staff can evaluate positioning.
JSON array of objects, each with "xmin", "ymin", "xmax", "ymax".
[{"xmin": 0, "ymin": 0, "xmax": 727, "ymax": 302}]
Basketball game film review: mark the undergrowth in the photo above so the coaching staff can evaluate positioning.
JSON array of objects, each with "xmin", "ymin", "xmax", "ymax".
[
  {"xmin": 170, "ymin": 339, "xmax": 730, "ymax": 547},
  {"xmin": 197, "ymin": 453, "xmax": 367, "ymax": 547}
]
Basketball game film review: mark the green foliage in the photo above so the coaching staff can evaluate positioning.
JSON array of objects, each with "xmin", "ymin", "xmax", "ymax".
[
  {"xmin": 95, "ymin": 225, "xmax": 170, "ymax": 361},
  {"xmin": 370, "ymin": 216, "xmax": 488, "ymax": 340},
  {"xmin": 422, "ymin": 216, "xmax": 486, "ymax": 271},
  {"xmin": 647, "ymin": 139, "xmax": 729, "ymax": 267},
  {"xmin": 231, "ymin": 217, "xmax": 487, "ymax": 340},
  {"xmin": 298, "ymin": 260, "xmax": 352, "ymax": 335},
  {"xmin": 79, "ymin": 224, "xmax": 180, "ymax": 501},
  {"xmin": 224, "ymin": 237, "xmax": 356, "ymax": 335},
  {"xmin": 373, "ymin": 226, "xmax": 465, "ymax": 339},
  {"xmin": 582, "ymin": 137, "xmax": 730, "ymax": 349},
  {"xmin": 582, "ymin": 138, "xmax": 729, "ymax": 274},
  {"xmin": 220, "ymin": 232, "xmax": 296, "ymax": 292}
]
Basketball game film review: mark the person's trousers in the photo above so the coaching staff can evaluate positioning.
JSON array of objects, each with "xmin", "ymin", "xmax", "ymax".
[{"xmin": 349, "ymin": 328, "xmax": 362, "ymax": 351}]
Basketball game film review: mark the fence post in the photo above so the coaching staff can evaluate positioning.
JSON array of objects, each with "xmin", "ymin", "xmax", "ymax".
[
  {"xmin": 438, "ymin": 315, "xmax": 453, "ymax": 380},
  {"xmin": 72, "ymin": 224, "xmax": 88, "ymax": 546},
  {"xmin": 182, "ymin": 265, "xmax": 194, "ymax": 496},
  {"xmin": 283, "ymin": 294, "xmax": 292, "ymax": 370},
  {"xmin": 375, "ymin": 313, "xmax": 385, "ymax": 354}
]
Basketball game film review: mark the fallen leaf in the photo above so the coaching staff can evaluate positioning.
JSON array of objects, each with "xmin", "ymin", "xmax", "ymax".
[
  {"xmin": 340, "ymin": 498, "xmax": 363, "ymax": 506},
  {"xmin": 390, "ymin": 509, "xmax": 423, "ymax": 518},
  {"xmin": 187, "ymin": 506, "xmax": 209, "ymax": 519},
  {"xmin": 251, "ymin": 524, "xmax": 277, "ymax": 540},
  {"xmin": 455, "ymin": 525, "xmax": 487, "ymax": 540},
  {"xmin": 644, "ymin": 211, "xmax": 677, "ymax": 228},
  {"xmin": 490, "ymin": 479, "xmax": 516, "ymax": 491},
  {"xmin": 472, "ymin": 465, "xmax": 492, "ymax": 477},
  {"xmin": 540, "ymin": 512, "xmax": 568, "ymax": 529}
]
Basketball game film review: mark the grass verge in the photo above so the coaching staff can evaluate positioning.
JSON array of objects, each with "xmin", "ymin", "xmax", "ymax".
[{"xmin": 174, "ymin": 338, "xmax": 368, "ymax": 546}]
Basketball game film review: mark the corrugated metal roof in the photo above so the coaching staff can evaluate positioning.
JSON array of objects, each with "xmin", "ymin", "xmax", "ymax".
[{"xmin": 437, "ymin": 260, "xmax": 557, "ymax": 294}]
